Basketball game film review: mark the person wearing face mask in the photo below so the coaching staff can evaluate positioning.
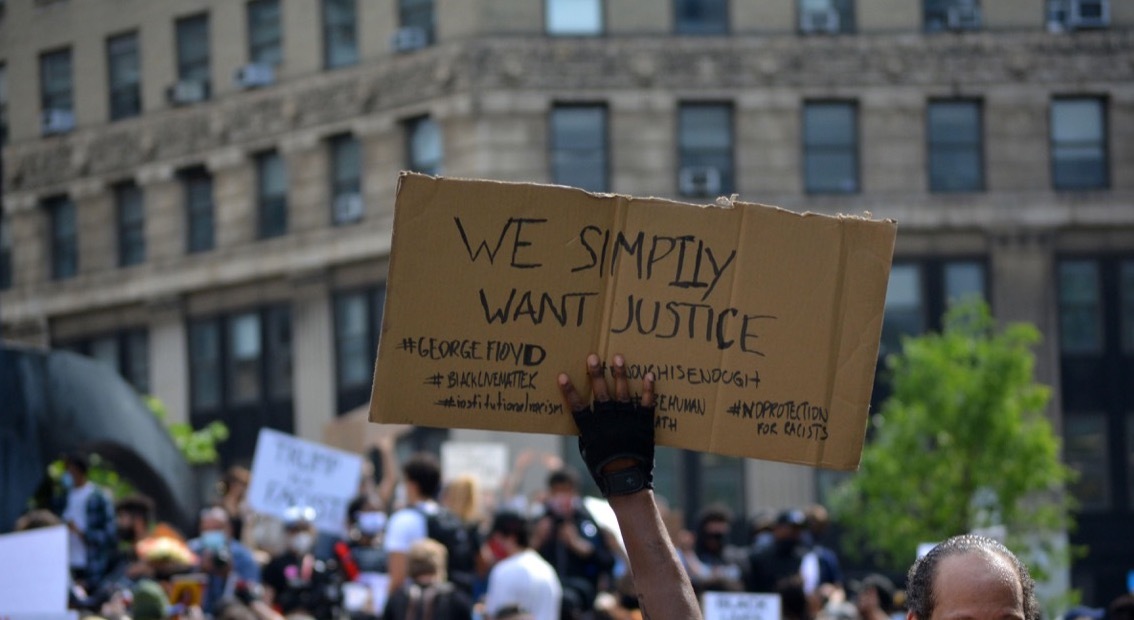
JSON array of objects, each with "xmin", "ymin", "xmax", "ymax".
[
  {"xmin": 680, "ymin": 504, "xmax": 748, "ymax": 594},
  {"xmin": 53, "ymin": 452, "xmax": 117, "ymax": 592},
  {"xmin": 337, "ymin": 496, "xmax": 391, "ymax": 617},
  {"xmin": 745, "ymin": 509, "xmax": 810, "ymax": 593},
  {"xmin": 529, "ymin": 468, "xmax": 616, "ymax": 618},
  {"xmin": 263, "ymin": 506, "xmax": 344, "ymax": 617},
  {"xmin": 188, "ymin": 505, "xmax": 263, "ymax": 615}
]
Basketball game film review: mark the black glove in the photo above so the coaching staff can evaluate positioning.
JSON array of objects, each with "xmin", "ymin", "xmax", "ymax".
[{"xmin": 573, "ymin": 398, "xmax": 656, "ymax": 497}]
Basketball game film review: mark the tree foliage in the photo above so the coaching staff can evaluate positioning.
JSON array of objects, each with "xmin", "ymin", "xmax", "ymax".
[
  {"xmin": 145, "ymin": 395, "xmax": 229, "ymax": 466},
  {"xmin": 831, "ymin": 299, "xmax": 1075, "ymax": 576}
]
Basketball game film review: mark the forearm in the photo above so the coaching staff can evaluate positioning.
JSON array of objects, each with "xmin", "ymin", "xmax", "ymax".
[{"xmin": 609, "ymin": 491, "xmax": 701, "ymax": 620}]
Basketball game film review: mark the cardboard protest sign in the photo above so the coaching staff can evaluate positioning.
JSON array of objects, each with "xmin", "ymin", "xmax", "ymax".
[
  {"xmin": 246, "ymin": 428, "xmax": 363, "ymax": 535},
  {"xmin": 371, "ymin": 174, "xmax": 896, "ymax": 469},
  {"xmin": 441, "ymin": 442, "xmax": 509, "ymax": 491},
  {"xmin": 0, "ymin": 525, "xmax": 69, "ymax": 613},
  {"xmin": 702, "ymin": 592, "xmax": 781, "ymax": 620}
]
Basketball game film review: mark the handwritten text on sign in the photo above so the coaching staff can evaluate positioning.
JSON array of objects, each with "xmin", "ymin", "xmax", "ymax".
[
  {"xmin": 372, "ymin": 175, "xmax": 895, "ymax": 468},
  {"xmin": 246, "ymin": 429, "xmax": 362, "ymax": 535}
]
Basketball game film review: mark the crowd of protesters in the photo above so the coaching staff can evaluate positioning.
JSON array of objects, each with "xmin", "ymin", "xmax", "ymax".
[{"xmin": 11, "ymin": 351, "xmax": 1134, "ymax": 620}]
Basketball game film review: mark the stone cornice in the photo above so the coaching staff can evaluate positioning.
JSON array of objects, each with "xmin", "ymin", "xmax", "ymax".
[{"xmin": 4, "ymin": 30, "xmax": 1131, "ymax": 197}]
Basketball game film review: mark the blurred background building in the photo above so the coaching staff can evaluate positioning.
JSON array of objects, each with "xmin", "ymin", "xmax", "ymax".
[{"xmin": 0, "ymin": 0, "xmax": 1130, "ymax": 602}]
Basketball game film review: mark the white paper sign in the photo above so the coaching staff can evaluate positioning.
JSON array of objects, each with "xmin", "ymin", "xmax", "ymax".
[
  {"xmin": 246, "ymin": 428, "xmax": 363, "ymax": 535},
  {"xmin": 702, "ymin": 592, "xmax": 781, "ymax": 620},
  {"xmin": 0, "ymin": 526, "xmax": 69, "ymax": 613},
  {"xmin": 441, "ymin": 442, "xmax": 509, "ymax": 492}
]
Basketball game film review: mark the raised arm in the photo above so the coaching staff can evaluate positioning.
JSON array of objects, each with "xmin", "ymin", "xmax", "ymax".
[{"xmin": 557, "ymin": 353, "xmax": 702, "ymax": 620}]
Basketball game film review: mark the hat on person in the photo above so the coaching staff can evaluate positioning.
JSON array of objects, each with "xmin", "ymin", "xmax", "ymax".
[
  {"xmin": 283, "ymin": 505, "xmax": 317, "ymax": 529},
  {"xmin": 775, "ymin": 509, "xmax": 806, "ymax": 527},
  {"xmin": 131, "ymin": 579, "xmax": 170, "ymax": 620}
]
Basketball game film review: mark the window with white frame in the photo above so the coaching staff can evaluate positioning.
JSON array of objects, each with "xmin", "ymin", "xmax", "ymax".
[
  {"xmin": 329, "ymin": 134, "xmax": 363, "ymax": 225},
  {"xmin": 247, "ymin": 0, "xmax": 282, "ymax": 66},
  {"xmin": 115, "ymin": 181, "xmax": 145, "ymax": 267}
]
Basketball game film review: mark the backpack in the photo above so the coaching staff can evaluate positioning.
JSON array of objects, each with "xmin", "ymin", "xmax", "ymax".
[{"xmin": 413, "ymin": 506, "xmax": 480, "ymax": 594}]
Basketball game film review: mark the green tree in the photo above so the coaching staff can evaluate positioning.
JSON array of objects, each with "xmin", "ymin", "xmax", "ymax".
[{"xmin": 831, "ymin": 299, "xmax": 1075, "ymax": 582}]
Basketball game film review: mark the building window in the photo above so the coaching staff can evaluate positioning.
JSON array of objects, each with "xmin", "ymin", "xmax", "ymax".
[
  {"xmin": 1122, "ymin": 261, "xmax": 1134, "ymax": 354},
  {"xmin": 1065, "ymin": 413, "xmax": 1111, "ymax": 511},
  {"xmin": 550, "ymin": 105, "xmax": 608, "ymax": 192},
  {"xmin": 0, "ymin": 63, "xmax": 8, "ymax": 145},
  {"xmin": 943, "ymin": 260, "xmax": 986, "ymax": 305},
  {"xmin": 1058, "ymin": 260, "xmax": 1103, "ymax": 354},
  {"xmin": 1047, "ymin": 0, "xmax": 1111, "ymax": 31},
  {"xmin": 804, "ymin": 101, "xmax": 859, "ymax": 194},
  {"xmin": 66, "ymin": 329, "xmax": 150, "ymax": 394},
  {"xmin": 256, "ymin": 151, "xmax": 288, "ymax": 239},
  {"xmin": 323, "ymin": 0, "xmax": 358, "ymax": 69},
  {"xmin": 183, "ymin": 167, "xmax": 214, "ymax": 253},
  {"xmin": 406, "ymin": 116, "xmax": 443, "ymax": 175},
  {"xmin": 247, "ymin": 0, "xmax": 282, "ymax": 66},
  {"xmin": 189, "ymin": 305, "xmax": 293, "ymax": 463},
  {"xmin": 115, "ymin": 182, "xmax": 145, "ymax": 267},
  {"xmin": 45, "ymin": 196, "xmax": 77, "ymax": 280},
  {"xmin": 928, "ymin": 100, "xmax": 983, "ymax": 193},
  {"xmin": 881, "ymin": 264, "xmax": 924, "ymax": 358},
  {"xmin": 547, "ymin": 0, "xmax": 603, "ymax": 35},
  {"xmin": 674, "ymin": 0, "xmax": 728, "ymax": 34},
  {"xmin": 799, "ymin": 0, "xmax": 855, "ymax": 34},
  {"xmin": 334, "ymin": 286, "xmax": 385, "ymax": 413},
  {"xmin": 189, "ymin": 319, "xmax": 223, "ymax": 411},
  {"xmin": 399, "ymin": 0, "xmax": 435, "ymax": 45},
  {"xmin": 1051, "ymin": 97, "xmax": 1108, "ymax": 191},
  {"xmin": 0, "ymin": 216, "xmax": 12, "ymax": 290},
  {"xmin": 924, "ymin": 0, "xmax": 982, "ymax": 32},
  {"xmin": 107, "ymin": 32, "xmax": 141, "ymax": 121},
  {"xmin": 175, "ymin": 13, "xmax": 210, "ymax": 95},
  {"xmin": 40, "ymin": 48, "xmax": 74, "ymax": 135},
  {"xmin": 678, "ymin": 103, "xmax": 733, "ymax": 197},
  {"xmin": 329, "ymin": 134, "xmax": 363, "ymax": 225}
]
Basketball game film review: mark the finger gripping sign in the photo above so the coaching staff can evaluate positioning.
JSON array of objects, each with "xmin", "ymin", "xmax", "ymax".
[{"xmin": 371, "ymin": 173, "xmax": 896, "ymax": 470}]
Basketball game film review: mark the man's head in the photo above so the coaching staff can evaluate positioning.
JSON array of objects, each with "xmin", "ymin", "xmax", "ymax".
[
  {"xmin": 408, "ymin": 538, "xmax": 448, "ymax": 583},
  {"xmin": 695, "ymin": 504, "xmax": 733, "ymax": 555},
  {"xmin": 64, "ymin": 452, "xmax": 90, "ymax": 485},
  {"xmin": 283, "ymin": 505, "xmax": 317, "ymax": 555},
  {"xmin": 402, "ymin": 452, "xmax": 442, "ymax": 501},
  {"xmin": 773, "ymin": 509, "xmax": 806, "ymax": 542},
  {"xmin": 490, "ymin": 510, "xmax": 530, "ymax": 553},
  {"xmin": 546, "ymin": 468, "xmax": 581, "ymax": 516},
  {"xmin": 906, "ymin": 535, "xmax": 1037, "ymax": 620},
  {"xmin": 116, "ymin": 494, "xmax": 155, "ymax": 542},
  {"xmin": 856, "ymin": 574, "xmax": 896, "ymax": 616}
]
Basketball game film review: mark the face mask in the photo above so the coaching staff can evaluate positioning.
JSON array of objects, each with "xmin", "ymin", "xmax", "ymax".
[
  {"xmin": 117, "ymin": 526, "xmax": 137, "ymax": 543},
  {"xmin": 357, "ymin": 511, "xmax": 386, "ymax": 536},
  {"xmin": 61, "ymin": 472, "xmax": 74, "ymax": 489},
  {"xmin": 290, "ymin": 532, "xmax": 315, "ymax": 554},
  {"xmin": 201, "ymin": 530, "xmax": 227, "ymax": 550}
]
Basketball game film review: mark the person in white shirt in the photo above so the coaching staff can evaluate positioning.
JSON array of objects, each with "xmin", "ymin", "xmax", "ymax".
[
  {"xmin": 383, "ymin": 452, "xmax": 443, "ymax": 596},
  {"xmin": 484, "ymin": 510, "xmax": 561, "ymax": 620}
]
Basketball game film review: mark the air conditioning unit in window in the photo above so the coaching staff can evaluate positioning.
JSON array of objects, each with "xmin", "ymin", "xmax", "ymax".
[
  {"xmin": 800, "ymin": 7, "xmax": 840, "ymax": 34},
  {"xmin": 946, "ymin": 3, "xmax": 982, "ymax": 30},
  {"xmin": 234, "ymin": 62, "xmax": 276, "ymax": 89},
  {"xmin": 333, "ymin": 193, "xmax": 364, "ymax": 223},
  {"xmin": 1068, "ymin": 0, "xmax": 1109, "ymax": 29},
  {"xmin": 42, "ymin": 108, "xmax": 75, "ymax": 135},
  {"xmin": 391, "ymin": 26, "xmax": 428, "ymax": 53},
  {"xmin": 167, "ymin": 79, "xmax": 208, "ymax": 105},
  {"xmin": 678, "ymin": 166, "xmax": 722, "ymax": 197}
]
